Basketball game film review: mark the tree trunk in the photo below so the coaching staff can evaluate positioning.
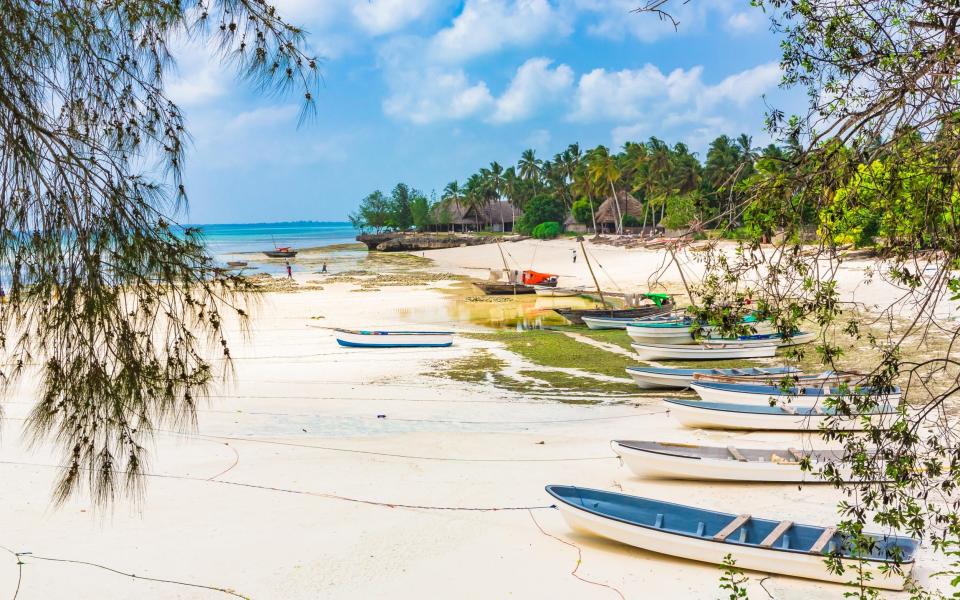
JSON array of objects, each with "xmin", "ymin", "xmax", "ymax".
[
  {"xmin": 589, "ymin": 195, "xmax": 598, "ymax": 235},
  {"xmin": 641, "ymin": 202, "xmax": 649, "ymax": 233},
  {"xmin": 610, "ymin": 182, "xmax": 623, "ymax": 234}
]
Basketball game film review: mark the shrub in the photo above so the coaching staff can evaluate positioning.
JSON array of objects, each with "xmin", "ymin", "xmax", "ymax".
[
  {"xmin": 571, "ymin": 198, "xmax": 597, "ymax": 225},
  {"xmin": 531, "ymin": 221, "xmax": 561, "ymax": 239},
  {"xmin": 516, "ymin": 195, "xmax": 565, "ymax": 234},
  {"xmin": 621, "ymin": 214, "xmax": 641, "ymax": 228}
]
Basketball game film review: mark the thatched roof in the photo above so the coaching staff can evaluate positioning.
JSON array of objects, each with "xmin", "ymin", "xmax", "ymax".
[
  {"xmin": 594, "ymin": 191, "xmax": 643, "ymax": 224},
  {"xmin": 432, "ymin": 199, "xmax": 519, "ymax": 225}
]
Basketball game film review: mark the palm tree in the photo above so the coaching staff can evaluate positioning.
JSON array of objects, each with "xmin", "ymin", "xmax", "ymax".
[
  {"xmin": 463, "ymin": 174, "xmax": 486, "ymax": 231},
  {"xmin": 442, "ymin": 180, "xmax": 463, "ymax": 232},
  {"xmin": 518, "ymin": 149, "xmax": 543, "ymax": 193},
  {"xmin": 489, "ymin": 161, "xmax": 505, "ymax": 231},
  {"xmin": 587, "ymin": 146, "xmax": 624, "ymax": 234},
  {"xmin": 502, "ymin": 166, "xmax": 520, "ymax": 227}
]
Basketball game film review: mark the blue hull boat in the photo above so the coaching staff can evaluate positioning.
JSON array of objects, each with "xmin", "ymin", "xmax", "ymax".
[
  {"xmin": 626, "ymin": 366, "xmax": 798, "ymax": 389},
  {"xmin": 546, "ymin": 485, "xmax": 917, "ymax": 590},
  {"xmin": 334, "ymin": 329, "xmax": 454, "ymax": 348}
]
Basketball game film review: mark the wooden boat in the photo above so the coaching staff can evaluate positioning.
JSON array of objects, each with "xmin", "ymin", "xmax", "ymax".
[
  {"xmin": 264, "ymin": 246, "xmax": 297, "ymax": 258},
  {"xmin": 226, "ymin": 260, "xmax": 249, "ymax": 268},
  {"xmin": 334, "ymin": 329, "xmax": 454, "ymax": 348},
  {"xmin": 611, "ymin": 440, "xmax": 868, "ymax": 482},
  {"xmin": 554, "ymin": 294, "xmax": 674, "ymax": 325},
  {"xmin": 664, "ymin": 398, "xmax": 896, "ymax": 431},
  {"xmin": 690, "ymin": 380, "xmax": 901, "ymax": 408},
  {"xmin": 472, "ymin": 281, "xmax": 538, "ymax": 295},
  {"xmin": 533, "ymin": 285, "xmax": 584, "ymax": 297},
  {"xmin": 632, "ymin": 342, "xmax": 779, "ymax": 360},
  {"xmin": 582, "ymin": 312, "xmax": 683, "ymax": 330},
  {"xmin": 625, "ymin": 366, "xmax": 799, "ymax": 389},
  {"xmin": 545, "ymin": 485, "xmax": 917, "ymax": 590},
  {"xmin": 625, "ymin": 315, "xmax": 775, "ymax": 345},
  {"xmin": 701, "ymin": 331, "xmax": 817, "ymax": 347},
  {"xmin": 690, "ymin": 370, "xmax": 859, "ymax": 385}
]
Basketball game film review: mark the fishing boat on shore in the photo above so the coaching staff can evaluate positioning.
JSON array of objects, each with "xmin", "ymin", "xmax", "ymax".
[
  {"xmin": 334, "ymin": 329, "xmax": 454, "ymax": 348},
  {"xmin": 632, "ymin": 341, "xmax": 780, "ymax": 360},
  {"xmin": 264, "ymin": 246, "xmax": 297, "ymax": 258},
  {"xmin": 611, "ymin": 440, "xmax": 870, "ymax": 482},
  {"xmin": 556, "ymin": 301, "xmax": 674, "ymax": 325},
  {"xmin": 625, "ymin": 366, "xmax": 800, "ymax": 389},
  {"xmin": 690, "ymin": 380, "xmax": 901, "ymax": 407},
  {"xmin": 582, "ymin": 311, "xmax": 683, "ymax": 330},
  {"xmin": 545, "ymin": 485, "xmax": 916, "ymax": 590},
  {"xmin": 226, "ymin": 260, "xmax": 249, "ymax": 268},
  {"xmin": 664, "ymin": 398, "xmax": 896, "ymax": 430}
]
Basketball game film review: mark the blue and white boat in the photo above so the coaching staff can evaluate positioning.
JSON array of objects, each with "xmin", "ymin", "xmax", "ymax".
[
  {"xmin": 582, "ymin": 312, "xmax": 684, "ymax": 330},
  {"xmin": 626, "ymin": 366, "xmax": 799, "ymax": 389},
  {"xmin": 545, "ymin": 485, "xmax": 917, "ymax": 590},
  {"xmin": 690, "ymin": 380, "xmax": 902, "ymax": 408},
  {"xmin": 334, "ymin": 329, "xmax": 454, "ymax": 348},
  {"xmin": 626, "ymin": 314, "xmax": 770, "ymax": 345},
  {"xmin": 664, "ymin": 398, "xmax": 897, "ymax": 431}
]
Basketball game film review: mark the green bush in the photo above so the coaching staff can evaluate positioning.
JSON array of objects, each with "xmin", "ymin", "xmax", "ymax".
[
  {"xmin": 571, "ymin": 198, "xmax": 597, "ymax": 224},
  {"xmin": 516, "ymin": 195, "xmax": 565, "ymax": 234},
  {"xmin": 531, "ymin": 221, "xmax": 561, "ymax": 239},
  {"xmin": 621, "ymin": 214, "xmax": 641, "ymax": 227}
]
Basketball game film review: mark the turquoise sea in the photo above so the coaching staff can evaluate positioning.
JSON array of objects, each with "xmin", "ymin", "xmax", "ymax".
[{"xmin": 195, "ymin": 221, "xmax": 358, "ymax": 257}]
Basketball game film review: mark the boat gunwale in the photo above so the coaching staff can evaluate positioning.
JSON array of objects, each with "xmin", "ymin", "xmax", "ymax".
[
  {"xmin": 664, "ymin": 398, "xmax": 896, "ymax": 417},
  {"xmin": 545, "ymin": 485, "xmax": 917, "ymax": 564}
]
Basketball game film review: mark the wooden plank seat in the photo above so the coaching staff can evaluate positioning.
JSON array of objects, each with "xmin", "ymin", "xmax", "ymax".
[
  {"xmin": 727, "ymin": 446, "xmax": 748, "ymax": 462},
  {"xmin": 760, "ymin": 520, "xmax": 793, "ymax": 548},
  {"xmin": 810, "ymin": 526, "xmax": 837, "ymax": 554},
  {"xmin": 713, "ymin": 514, "xmax": 751, "ymax": 541}
]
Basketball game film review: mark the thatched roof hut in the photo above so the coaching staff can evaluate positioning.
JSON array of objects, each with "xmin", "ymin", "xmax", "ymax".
[
  {"xmin": 430, "ymin": 199, "xmax": 520, "ymax": 232},
  {"xmin": 594, "ymin": 191, "xmax": 644, "ymax": 227}
]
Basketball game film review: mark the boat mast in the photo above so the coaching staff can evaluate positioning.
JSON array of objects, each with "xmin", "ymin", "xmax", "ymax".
[
  {"xmin": 667, "ymin": 243, "xmax": 695, "ymax": 307},
  {"xmin": 579, "ymin": 238, "xmax": 606, "ymax": 307}
]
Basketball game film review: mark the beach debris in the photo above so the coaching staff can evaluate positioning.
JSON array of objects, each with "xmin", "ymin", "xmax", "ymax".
[{"xmin": 377, "ymin": 414, "xmax": 386, "ymax": 419}]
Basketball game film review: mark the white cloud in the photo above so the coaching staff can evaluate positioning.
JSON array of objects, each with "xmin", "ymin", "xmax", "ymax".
[
  {"xmin": 353, "ymin": 0, "xmax": 439, "ymax": 35},
  {"xmin": 725, "ymin": 10, "xmax": 765, "ymax": 34},
  {"xmin": 167, "ymin": 40, "xmax": 228, "ymax": 107},
  {"xmin": 429, "ymin": 0, "xmax": 572, "ymax": 62},
  {"xmin": 490, "ymin": 58, "xmax": 573, "ymax": 123},
  {"xmin": 227, "ymin": 105, "xmax": 299, "ymax": 130},
  {"xmin": 570, "ymin": 64, "xmax": 703, "ymax": 121},
  {"xmin": 382, "ymin": 66, "xmax": 494, "ymax": 124},
  {"xmin": 705, "ymin": 62, "xmax": 781, "ymax": 107}
]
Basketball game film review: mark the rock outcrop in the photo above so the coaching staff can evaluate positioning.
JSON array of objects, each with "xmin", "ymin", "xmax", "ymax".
[{"xmin": 357, "ymin": 232, "xmax": 519, "ymax": 252}]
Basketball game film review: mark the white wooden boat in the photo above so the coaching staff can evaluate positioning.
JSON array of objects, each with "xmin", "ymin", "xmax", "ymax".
[
  {"xmin": 701, "ymin": 331, "xmax": 817, "ymax": 347},
  {"xmin": 626, "ymin": 316, "xmax": 776, "ymax": 345},
  {"xmin": 664, "ymin": 398, "xmax": 896, "ymax": 431},
  {"xmin": 534, "ymin": 285, "xmax": 585, "ymax": 297},
  {"xmin": 546, "ymin": 485, "xmax": 916, "ymax": 590},
  {"xmin": 632, "ymin": 342, "xmax": 779, "ymax": 360},
  {"xmin": 611, "ymin": 440, "xmax": 864, "ymax": 482},
  {"xmin": 690, "ymin": 381, "xmax": 902, "ymax": 408},
  {"xmin": 625, "ymin": 366, "xmax": 799, "ymax": 389},
  {"xmin": 334, "ymin": 329, "xmax": 454, "ymax": 348}
]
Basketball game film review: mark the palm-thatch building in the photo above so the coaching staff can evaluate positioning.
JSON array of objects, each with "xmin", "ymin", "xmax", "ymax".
[
  {"xmin": 430, "ymin": 200, "xmax": 521, "ymax": 232},
  {"xmin": 593, "ymin": 191, "xmax": 660, "ymax": 234}
]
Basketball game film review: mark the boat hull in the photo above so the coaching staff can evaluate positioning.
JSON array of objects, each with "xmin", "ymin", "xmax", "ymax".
[
  {"xmin": 554, "ymin": 304, "xmax": 673, "ymax": 325},
  {"xmin": 690, "ymin": 382, "xmax": 901, "ymax": 408},
  {"xmin": 625, "ymin": 367, "xmax": 799, "ymax": 389},
  {"xmin": 627, "ymin": 326, "xmax": 697, "ymax": 345},
  {"xmin": 612, "ymin": 442, "xmax": 841, "ymax": 483},
  {"xmin": 552, "ymin": 494, "xmax": 909, "ymax": 590},
  {"xmin": 582, "ymin": 316, "xmax": 639, "ymax": 330},
  {"xmin": 666, "ymin": 400, "xmax": 888, "ymax": 431},
  {"xmin": 534, "ymin": 286, "xmax": 582, "ymax": 297},
  {"xmin": 632, "ymin": 343, "xmax": 779, "ymax": 360},
  {"xmin": 334, "ymin": 330, "xmax": 453, "ymax": 348},
  {"xmin": 263, "ymin": 251, "xmax": 297, "ymax": 258}
]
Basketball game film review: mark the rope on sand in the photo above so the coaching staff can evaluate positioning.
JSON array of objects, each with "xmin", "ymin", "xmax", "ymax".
[
  {"xmin": 0, "ymin": 542, "xmax": 247, "ymax": 599},
  {"xmin": 527, "ymin": 509, "xmax": 626, "ymax": 600}
]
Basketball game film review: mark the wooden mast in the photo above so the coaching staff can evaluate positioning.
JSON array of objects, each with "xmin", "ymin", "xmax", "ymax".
[
  {"xmin": 580, "ymin": 238, "xmax": 606, "ymax": 307},
  {"xmin": 495, "ymin": 238, "xmax": 517, "ymax": 293},
  {"xmin": 668, "ymin": 243, "xmax": 695, "ymax": 307}
]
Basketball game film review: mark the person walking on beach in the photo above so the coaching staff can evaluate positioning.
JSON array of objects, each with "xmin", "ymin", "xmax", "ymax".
[
  {"xmin": 321, "ymin": 262, "xmax": 327, "ymax": 273},
  {"xmin": 571, "ymin": 248, "xmax": 577, "ymax": 263},
  {"xmin": 286, "ymin": 261, "xmax": 292, "ymax": 279}
]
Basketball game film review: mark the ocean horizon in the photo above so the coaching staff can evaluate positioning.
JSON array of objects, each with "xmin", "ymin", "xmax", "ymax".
[{"xmin": 193, "ymin": 221, "xmax": 358, "ymax": 256}]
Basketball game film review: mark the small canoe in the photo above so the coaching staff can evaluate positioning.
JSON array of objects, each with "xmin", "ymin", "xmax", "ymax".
[
  {"xmin": 612, "ymin": 440, "xmax": 866, "ymax": 482},
  {"xmin": 554, "ymin": 295, "xmax": 674, "ymax": 325},
  {"xmin": 472, "ymin": 281, "xmax": 537, "ymax": 295},
  {"xmin": 226, "ymin": 260, "xmax": 249, "ymax": 268},
  {"xmin": 664, "ymin": 398, "xmax": 896, "ymax": 431},
  {"xmin": 632, "ymin": 342, "xmax": 779, "ymax": 361},
  {"xmin": 625, "ymin": 366, "xmax": 799, "ymax": 389},
  {"xmin": 534, "ymin": 285, "xmax": 585, "ymax": 297},
  {"xmin": 690, "ymin": 381, "xmax": 902, "ymax": 407},
  {"xmin": 625, "ymin": 314, "xmax": 771, "ymax": 345},
  {"xmin": 702, "ymin": 331, "xmax": 817, "ymax": 347},
  {"xmin": 264, "ymin": 249, "xmax": 297, "ymax": 258},
  {"xmin": 334, "ymin": 329, "xmax": 454, "ymax": 348},
  {"xmin": 545, "ymin": 485, "xmax": 917, "ymax": 590},
  {"xmin": 691, "ymin": 370, "xmax": 859, "ymax": 385}
]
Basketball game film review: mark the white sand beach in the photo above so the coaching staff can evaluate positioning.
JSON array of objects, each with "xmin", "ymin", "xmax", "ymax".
[{"xmin": 0, "ymin": 238, "xmax": 950, "ymax": 599}]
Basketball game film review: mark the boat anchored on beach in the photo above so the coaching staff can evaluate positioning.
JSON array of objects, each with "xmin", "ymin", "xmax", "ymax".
[
  {"xmin": 611, "ymin": 440, "xmax": 868, "ymax": 483},
  {"xmin": 664, "ymin": 398, "xmax": 897, "ymax": 431},
  {"xmin": 264, "ymin": 246, "xmax": 298, "ymax": 258},
  {"xmin": 625, "ymin": 366, "xmax": 800, "ymax": 389},
  {"xmin": 334, "ymin": 329, "xmax": 454, "ymax": 348},
  {"xmin": 545, "ymin": 485, "xmax": 917, "ymax": 590},
  {"xmin": 632, "ymin": 341, "xmax": 780, "ymax": 360},
  {"xmin": 689, "ymin": 380, "xmax": 902, "ymax": 407}
]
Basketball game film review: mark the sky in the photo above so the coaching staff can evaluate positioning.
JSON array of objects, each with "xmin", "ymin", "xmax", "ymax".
[{"xmin": 170, "ymin": 0, "xmax": 805, "ymax": 224}]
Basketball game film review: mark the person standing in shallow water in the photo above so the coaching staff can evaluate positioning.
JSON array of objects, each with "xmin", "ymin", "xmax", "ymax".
[{"xmin": 286, "ymin": 261, "xmax": 292, "ymax": 279}]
